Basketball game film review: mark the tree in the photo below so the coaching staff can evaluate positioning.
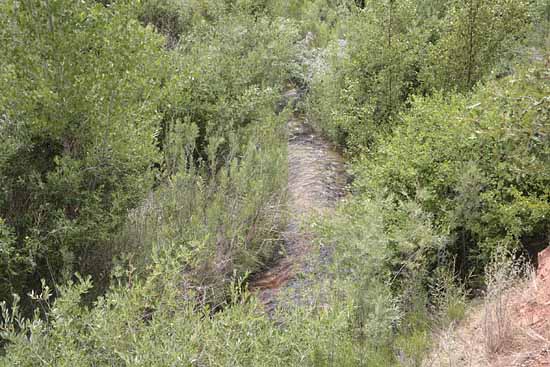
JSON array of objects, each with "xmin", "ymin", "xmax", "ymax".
[{"xmin": 424, "ymin": 0, "xmax": 529, "ymax": 91}]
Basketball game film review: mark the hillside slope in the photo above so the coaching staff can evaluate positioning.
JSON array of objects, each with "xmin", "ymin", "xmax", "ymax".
[{"xmin": 427, "ymin": 247, "xmax": 550, "ymax": 367}]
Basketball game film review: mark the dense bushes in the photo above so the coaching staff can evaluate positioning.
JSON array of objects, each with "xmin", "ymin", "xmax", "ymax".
[
  {"xmin": 0, "ymin": 1, "xmax": 448, "ymax": 364},
  {"xmin": 159, "ymin": 11, "xmax": 300, "ymax": 162},
  {"xmin": 1, "ymin": 0, "xmax": 549, "ymax": 365},
  {"xmin": 355, "ymin": 63, "xmax": 550, "ymax": 278},
  {"xmin": 0, "ymin": 193, "xmax": 435, "ymax": 366},
  {"xmin": 0, "ymin": 0, "xmax": 167, "ymax": 305},
  {"xmin": 118, "ymin": 116, "xmax": 288, "ymax": 307},
  {"xmin": 307, "ymin": 0, "xmax": 546, "ymax": 281},
  {"xmin": 422, "ymin": 0, "xmax": 529, "ymax": 91},
  {"xmin": 0, "ymin": 179, "xmax": 468, "ymax": 366},
  {"xmin": 308, "ymin": 0, "xmax": 426, "ymax": 151},
  {"xmin": 305, "ymin": 2, "xmax": 548, "ymax": 362},
  {"xmin": 0, "ymin": 0, "xmax": 302, "ymax": 359},
  {"xmin": 308, "ymin": 0, "xmax": 531, "ymax": 153},
  {"xmin": 138, "ymin": 3, "xmax": 300, "ymax": 303},
  {"xmin": 0, "ymin": 0, "xmax": 301, "ymax": 310}
]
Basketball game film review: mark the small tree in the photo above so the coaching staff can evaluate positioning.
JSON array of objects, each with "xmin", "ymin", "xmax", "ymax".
[
  {"xmin": 424, "ymin": 0, "xmax": 529, "ymax": 91},
  {"xmin": 334, "ymin": 0, "xmax": 426, "ymax": 147}
]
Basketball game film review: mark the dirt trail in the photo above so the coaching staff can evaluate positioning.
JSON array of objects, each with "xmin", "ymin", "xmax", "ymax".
[{"xmin": 249, "ymin": 90, "xmax": 347, "ymax": 312}]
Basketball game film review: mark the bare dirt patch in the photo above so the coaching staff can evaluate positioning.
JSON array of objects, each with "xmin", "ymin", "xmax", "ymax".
[{"xmin": 426, "ymin": 246, "xmax": 550, "ymax": 367}]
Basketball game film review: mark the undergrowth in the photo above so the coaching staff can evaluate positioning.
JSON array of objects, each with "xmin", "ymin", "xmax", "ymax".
[{"xmin": 1, "ymin": 1, "xmax": 550, "ymax": 366}]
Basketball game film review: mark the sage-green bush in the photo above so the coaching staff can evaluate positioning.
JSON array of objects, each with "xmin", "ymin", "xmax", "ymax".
[
  {"xmin": 423, "ymin": 0, "xmax": 530, "ymax": 91},
  {"xmin": 2, "ymin": 1, "xmax": 549, "ymax": 366},
  {"xmin": 118, "ymin": 115, "xmax": 288, "ymax": 307},
  {"xmin": 127, "ymin": 6, "xmax": 301, "ymax": 303},
  {"xmin": 0, "ymin": 194, "xmax": 428, "ymax": 367},
  {"xmin": 308, "ymin": 0, "xmax": 430, "ymax": 152},
  {"xmin": 0, "ymin": 0, "xmax": 301, "ymax": 309}
]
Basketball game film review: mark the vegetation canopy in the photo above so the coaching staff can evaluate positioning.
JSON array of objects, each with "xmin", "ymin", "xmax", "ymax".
[{"xmin": 0, "ymin": 0, "xmax": 549, "ymax": 366}]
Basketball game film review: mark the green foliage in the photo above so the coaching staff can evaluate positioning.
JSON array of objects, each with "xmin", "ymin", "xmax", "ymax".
[
  {"xmin": 2, "ymin": 161, "xmax": 426, "ymax": 367},
  {"xmin": 0, "ymin": 196, "xmax": 417, "ymax": 367},
  {"xmin": 156, "ymin": 10, "xmax": 300, "ymax": 166},
  {"xmin": 268, "ymin": 0, "xmax": 353, "ymax": 46},
  {"xmin": 138, "ymin": 0, "xmax": 192, "ymax": 46},
  {"xmin": 137, "ymin": 0, "xmax": 283, "ymax": 47},
  {"xmin": 119, "ymin": 117, "xmax": 288, "ymax": 307},
  {"xmin": 0, "ymin": 0, "xmax": 166, "ymax": 304},
  {"xmin": 423, "ymin": 0, "xmax": 530, "ymax": 91},
  {"xmin": 355, "ymin": 62, "xmax": 550, "ymax": 278},
  {"xmin": 528, "ymin": 0, "xmax": 550, "ymax": 48},
  {"xmin": 304, "ymin": 4, "xmax": 546, "ymax": 363},
  {"xmin": 0, "ymin": 218, "xmax": 30, "ymax": 299},
  {"xmin": 123, "ymin": 4, "xmax": 301, "ymax": 304},
  {"xmin": 308, "ymin": 0, "xmax": 430, "ymax": 152},
  {"xmin": 0, "ymin": 0, "xmax": 301, "ymax": 309},
  {"xmin": 308, "ymin": 0, "xmax": 530, "ymax": 152},
  {"xmin": 1, "ymin": 0, "xmax": 548, "ymax": 365}
]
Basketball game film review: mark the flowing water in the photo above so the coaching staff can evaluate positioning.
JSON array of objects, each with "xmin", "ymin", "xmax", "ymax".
[{"xmin": 250, "ymin": 91, "xmax": 347, "ymax": 312}]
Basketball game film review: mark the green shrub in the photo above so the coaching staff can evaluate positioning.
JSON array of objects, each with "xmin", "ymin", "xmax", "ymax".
[
  {"xmin": 2, "ymin": 1, "xmax": 547, "ymax": 366},
  {"xmin": 423, "ymin": 0, "xmax": 530, "ymax": 91},
  {"xmin": 355, "ymin": 61, "xmax": 550, "ymax": 278},
  {"xmin": 0, "ymin": 0, "xmax": 167, "ymax": 305},
  {"xmin": 120, "ymin": 7, "xmax": 301, "ymax": 304},
  {"xmin": 529, "ymin": 0, "xmax": 550, "ymax": 48},
  {"xmin": 118, "ymin": 115, "xmax": 288, "ymax": 307},
  {"xmin": 0, "ymin": 195, "xmax": 409, "ymax": 367},
  {"xmin": 138, "ymin": 0, "xmax": 192, "ymax": 47},
  {"xmin": 307, "ymin": 0, "xmax": 530, "ymax": 152},
  {"xmin": 157, "ymin": 11, "xmax": 300, "ymax": 165},
  {"xmin": 0, "ymin": 0, "xmax": 301, "ymax": 309},
  {"xmin": 308, "ymin": 0, "xmax": 430, "ymax": 153}
]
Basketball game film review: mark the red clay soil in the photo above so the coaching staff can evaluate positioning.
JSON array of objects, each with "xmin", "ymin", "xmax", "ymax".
[
  {"xmin": 512, "ymin": 247, "xmax": 550, "ymax": 367},
  {"xmin": 520, "ymin": 247, "xmax": 550, "ymax": 333},
  {"xmin": 481, "ymin": 247, "xmax": 550, "ymax": 367},
  {"xmin": 426, "ymin": 246, "xmax": 550, "ymax": 367}
]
